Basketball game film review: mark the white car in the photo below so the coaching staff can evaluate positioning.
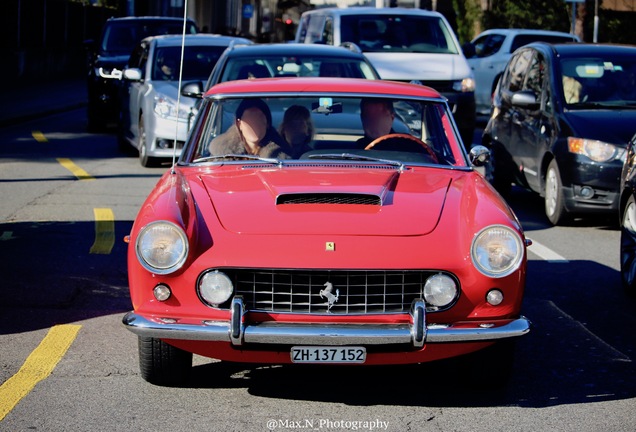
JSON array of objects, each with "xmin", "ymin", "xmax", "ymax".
[
  {"xmin": 465, "ymin": 28, "xmax": 579, "ymax": 115},
  {"xmin": 295, "ymin": 7, "xmax": 476, "ymax": 149},
  {"xmin": 119, "ymin": 34, "xmax": 251, "ymax": 166}
]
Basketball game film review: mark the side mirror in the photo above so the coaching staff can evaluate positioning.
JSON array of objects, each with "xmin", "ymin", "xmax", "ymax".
[
  {"xmin": 469, "ymin": 145, "xmax": 490, "ymax": 167},
  {"xmin": 122, "ymin": 68, "xmax": 142, "ymax": 81},
  {"xmin": 511, "ymin": 90, "xmax": 539, "ymax": 109},
  {"xmin": 181, "ymin": 81, "xmax": 204, "ymax": 99}
]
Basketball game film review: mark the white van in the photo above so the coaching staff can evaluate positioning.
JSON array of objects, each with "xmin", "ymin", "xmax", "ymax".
[{"xmin": 295, "ymin": 7, "xmax": 476, "ymax": 147}]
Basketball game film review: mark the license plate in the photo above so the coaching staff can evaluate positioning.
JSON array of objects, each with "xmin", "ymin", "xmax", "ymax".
[{"xmin": 290, "ymin": 346, "xmax": 366, "ymax": 364}]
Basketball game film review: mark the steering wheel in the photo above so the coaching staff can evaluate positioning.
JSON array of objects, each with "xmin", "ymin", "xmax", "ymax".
[{"xmin": 365, "ymin": 133, "xmax": 438, "ymax": 163}]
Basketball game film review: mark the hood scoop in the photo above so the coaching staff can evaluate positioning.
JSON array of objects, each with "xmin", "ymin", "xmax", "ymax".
[{"xmin": 276, "ymin": 193, "xmax": 381, "ymax": 206}]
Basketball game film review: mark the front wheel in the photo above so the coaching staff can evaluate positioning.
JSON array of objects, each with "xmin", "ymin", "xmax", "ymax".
[
  {"xmin": 620, "ymin": 195, "xmax": 636, "ymax": 296},
  {"xmin": 138, "ymin": 336, "xmax": 192, "ymax": 386},
  {"xmin": 544, "ymin": 159, "xmax": 569, "ymax": 225},
  {"xmin": 138, "ymin": 115, "xmax": 157, "ymax": 167}
]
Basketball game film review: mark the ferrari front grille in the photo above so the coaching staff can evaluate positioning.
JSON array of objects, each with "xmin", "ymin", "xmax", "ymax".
[{"xmin": 220, "ymin": 269, "xmax": 456, "ymax": 314}]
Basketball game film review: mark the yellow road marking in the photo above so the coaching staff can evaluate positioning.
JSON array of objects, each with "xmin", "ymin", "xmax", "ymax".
[
  {"xmin": 32, "ymin": 131, "xmax": 48, "ymax": 142},
  {"xmin": 90, "ymin": 208, "xmax": 115, "ymax": 254},
  {"xmin": 0, "ymin": 324, "xmax": 81, "ymax": 421},
  {"xmin": 56, "ymin": 158, "xmax": 95, "ymax": 181}
]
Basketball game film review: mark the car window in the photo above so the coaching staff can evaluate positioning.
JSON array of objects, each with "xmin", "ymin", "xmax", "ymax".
[
  {"xmin": 128, "ymin": 44, "xmax": 147, "ymax": 69},
  {"xmin": 340, "ymin": 14, "xmax": 458, "ymax": 54},
  {"xmin": 304, "ymin": 15, "xmax": 327, "ymax": 44},
  {"xmin": 504, "ymin": 49, "xmax": 534, "ymax": 93},
  {"xmin": 474, "ymin": 34, "xmax": 505, "ymax": 58},
  {"xmin": 561, "ymin": 56, "xmax": 636, "ymax": 106},
  {"xmin": 152, "ymin": 45, "xmax": 227, "ymax": 81},
  {"xmin": 510, "ymin": 34, "xmax": 577, "ymax": 53},
  {"xmin": 523, "ymin": 52, "xmax": 545, "ymax": 97},
  {"xmin": 101, "ymin": 20, "xmax": 197, "ymax": 55},
  {"xmin": 186, "ymin": 95, "xmax": 461, "ymax": 166},
  {"xmin": 219, "ymin": 56, "xmax": 378, "ymax": 81},
  {"xmin": 323, "ymin": 17, "xmax": 334, "ymax": 45}
]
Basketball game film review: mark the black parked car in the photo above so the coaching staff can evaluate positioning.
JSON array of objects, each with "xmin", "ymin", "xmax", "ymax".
[
  {"xmin": 483, "ymin": 43, "xmax": 636, "ymax": 225},
  {"xmin": 85, "ymin": 16, "xmax": 197, "ymax": 131},
  {"xmin": 619, "ymin": 132, "xmax": 636, "ymax": 295}
]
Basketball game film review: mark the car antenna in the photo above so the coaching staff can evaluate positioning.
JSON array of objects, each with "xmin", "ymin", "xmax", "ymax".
[{"xmin": 171, "ymin": 0, "xmax": 189, "ymax": 174}]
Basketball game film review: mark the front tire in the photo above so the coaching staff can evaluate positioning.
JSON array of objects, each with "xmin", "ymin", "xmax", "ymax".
[
  {"xmin": 138, "ymin": 336, "xmax": 192, "ymax": 386},
  {"xmin": 620, "ymin": 195, "xmax": 636, "ymax": 296},
  {"xmin": 544, "ymin": 159, "xmax": 569, "ymax": 225},
  {"xmin": 138, "ymin": 115, "xmax": 156, "ymax": 167}
]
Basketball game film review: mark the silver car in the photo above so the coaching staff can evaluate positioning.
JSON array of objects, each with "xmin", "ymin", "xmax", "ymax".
[
  {"xmin": 119, "ymin": 34, "xmax": 251, "ymax": 166},
  {"xmin": 465, "ymin": 28, "xmax": 579, "ymax": 116}
]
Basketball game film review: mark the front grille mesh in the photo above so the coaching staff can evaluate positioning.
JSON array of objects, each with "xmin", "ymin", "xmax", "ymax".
[{"xmin": 217, "ymin": 269, "xmax": 452, "ymax": 314}]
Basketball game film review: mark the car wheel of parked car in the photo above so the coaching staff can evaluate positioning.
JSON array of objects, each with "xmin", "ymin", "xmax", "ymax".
[
  {"xmin": 138, "ymin": 336, "xmax": 192, "ymax": 386},
  {"xmin": 620, "ymin": 195, "xmax": 636, "ymax": 296},
  {"xmin": 138, "ymin": 115, "xmax": 156, "ymax": 167},
  {"xmin": 545, "ymin": 159, "xmax": 568, "ymax": 225}
]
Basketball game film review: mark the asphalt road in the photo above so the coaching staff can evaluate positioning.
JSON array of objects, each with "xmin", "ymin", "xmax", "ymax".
[{"xmin": 1, "ymin": 108, "xmax": 635, "ymax": 432}]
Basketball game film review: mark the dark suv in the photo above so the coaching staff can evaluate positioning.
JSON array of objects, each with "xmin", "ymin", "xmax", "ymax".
[{"xmin": 85, "ymin": 16, "xmax": 197, "ymax": 131}]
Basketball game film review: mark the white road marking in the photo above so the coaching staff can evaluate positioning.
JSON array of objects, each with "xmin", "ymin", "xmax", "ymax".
[{"xmin": 527, "ymin": 238, "xmax": 569, "ymax": 263}]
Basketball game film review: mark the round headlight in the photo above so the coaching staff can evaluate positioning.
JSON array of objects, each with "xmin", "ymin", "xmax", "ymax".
[
  {"xmin": 423, "ymin": 273, "xmax": 458, "ymax": 308},
  {"xmin": 198, "ymin": 271, "xmax": 234, "ymax": 306},
  {"xmin": 471, "ymin": 225, "xmax": 524, "ymax": 278},
  {"xmin": 136, "ymin": 221, "xmax": 188, "ymax": 274}
]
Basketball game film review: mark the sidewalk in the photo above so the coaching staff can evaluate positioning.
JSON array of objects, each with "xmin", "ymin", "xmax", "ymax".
[{"xmin": 0, "ymin": 78, "xmax": 87, "ymax": 127}]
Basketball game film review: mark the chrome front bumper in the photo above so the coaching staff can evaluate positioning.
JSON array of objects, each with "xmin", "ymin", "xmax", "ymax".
[{"xmin": 123, "ymin": 297, "xmax": 530, "ymax": 348}]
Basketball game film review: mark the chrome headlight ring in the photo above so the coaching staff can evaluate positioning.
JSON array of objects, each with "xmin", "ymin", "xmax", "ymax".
[
  {"xmin": 471, "ymin": 225, "xmax": 524, "ymax": 278},
  {"xmin": 136, "ymin": 221, "xmax": 188, "ymax": 275}
]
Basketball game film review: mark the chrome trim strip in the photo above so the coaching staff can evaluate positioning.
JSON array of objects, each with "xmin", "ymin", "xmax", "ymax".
[
  {"xmin": 230, "ymin": 296, "xmax": 245, "ymax": 346},
  {"xmin": 123, "ymin": 311, "xmax": 530, "ymax": 345},
  {"xmin": 122, "ymin": 312, "xmax": 231, "ymax": 341},
  {"xmin": 243, "ymin": 322, "xmax": 413, "ymax": 345},
  {"xmin": 410, "ymin": 299, "xmax": 426, "ymax": 348}
]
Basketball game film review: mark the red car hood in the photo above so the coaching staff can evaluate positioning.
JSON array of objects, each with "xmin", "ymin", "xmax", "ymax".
[{"xmin": 199, "ymin": 167, "xmax": 451, "ymax": 236}]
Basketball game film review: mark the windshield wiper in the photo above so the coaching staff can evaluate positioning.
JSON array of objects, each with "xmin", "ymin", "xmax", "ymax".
[
  {"xmin": 192, "ymin": 154, "xmax": 282, "ymax": 164},
  {"xmin": 307, "ymin": 153, "xmax": 405, "ymax": 169}
]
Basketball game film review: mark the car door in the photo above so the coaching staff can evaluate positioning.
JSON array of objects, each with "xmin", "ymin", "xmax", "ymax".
[
  {"xmin": 127, "ymin": 42, "xmax": 150, "ymax": 144},
  {"xmin": 502, "ymin": 49, "xmax": 535, "ymax": 185},
  {"xmin": 514, "ymin": 50, "xmax": 551, "ymax": 192},
  {"xmin": 121, "ymin": 41, "xmax": 149, "ymax": 143}
]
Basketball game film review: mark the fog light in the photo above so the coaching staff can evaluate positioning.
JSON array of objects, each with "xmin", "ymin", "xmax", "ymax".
[
  {"xmin": 580, "ymin": 186, "xmax": 594, "ymax": 198},
  {"xmin": 198, "ymin": 271, "xmax": 234, "ymax": 306},
  {"xmin": 486, "ymin": 289, "xmax": 504, "ymax": 306},
  {"xmin": 423, "ymin": 274, "xmax": 458, "ymax": 308},
  {"xmin": 153, "ymin": 284, "xmax": 172, "ymax": 302}
]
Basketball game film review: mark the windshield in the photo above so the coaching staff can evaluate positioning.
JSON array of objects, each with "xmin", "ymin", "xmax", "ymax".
[
  {"xmin": 153, "ymin": 45, "xmax": 227, "ymax": 81},
  {"xmin": 101, "ymin": 20, "xmax": 197, "ymax": 55},
  {"xmin": 213, "ymin": 55, "xmax": 378, "ymax": 87},
  {"xmin": 340, "ymin": 15, "xmax": 458, "ymax": 54},
  {"xmin": 182, "ymin": 95, "xmax": 464, "ymax": 167},
  {"xmin": 561, "ymin": 56, "xmax": 636, "ymax": 107}
]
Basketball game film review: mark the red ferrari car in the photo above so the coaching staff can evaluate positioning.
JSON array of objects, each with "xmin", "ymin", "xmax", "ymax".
[{"xmin": 123, "ymin": 77, "xmax": 530, "ymax": 386}]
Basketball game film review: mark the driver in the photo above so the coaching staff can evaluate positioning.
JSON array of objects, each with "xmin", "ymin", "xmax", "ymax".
[{"xmin": 355, "ymin": 98, "xmax": 396, "ymax": 148}]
